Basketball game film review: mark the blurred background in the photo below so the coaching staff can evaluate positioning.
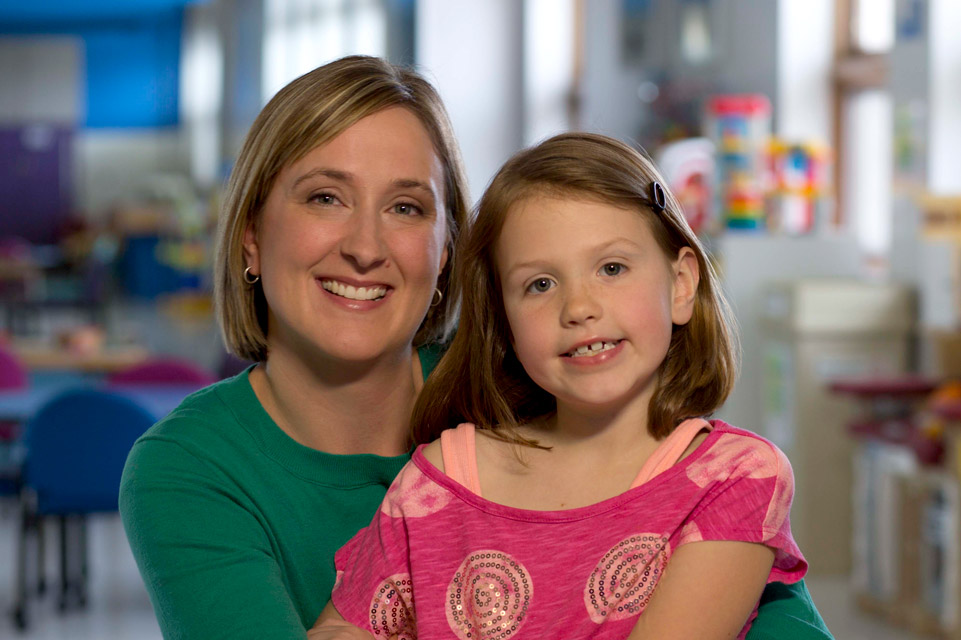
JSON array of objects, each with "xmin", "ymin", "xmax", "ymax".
[{"xmin": 0, "ymin": 0, "xmax": 959, "ymax": 637}]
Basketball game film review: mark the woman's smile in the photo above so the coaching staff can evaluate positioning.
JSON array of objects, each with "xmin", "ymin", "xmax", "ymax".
[{"xmin": 319, "ymin": 278, "xmax": 389, "ymax": 302}]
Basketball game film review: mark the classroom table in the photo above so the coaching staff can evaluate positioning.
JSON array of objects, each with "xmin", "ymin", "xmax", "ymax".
[{"xmin": 9, "ymin": 340, "xmax": 150, "ymax": 374}]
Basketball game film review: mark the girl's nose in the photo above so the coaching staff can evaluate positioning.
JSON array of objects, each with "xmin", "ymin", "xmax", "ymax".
[
  {"xmin": 339, "ymin": 207, "xmax": 388, "ymax": 270},
  {"xmin": 561, "ymin": 284, "xmax": 602, "ymax": 326}
]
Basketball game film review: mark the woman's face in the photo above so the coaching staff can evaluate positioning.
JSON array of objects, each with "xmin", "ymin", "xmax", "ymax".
[{"xmin": 244, "ymin": 107, "xmax": 449, "ymax": 367}]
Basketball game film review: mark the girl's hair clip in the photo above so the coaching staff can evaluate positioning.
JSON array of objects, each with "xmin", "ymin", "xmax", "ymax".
[{"xmin": 650, "ymin": 181, "xmax": 666, "ymax": 213}]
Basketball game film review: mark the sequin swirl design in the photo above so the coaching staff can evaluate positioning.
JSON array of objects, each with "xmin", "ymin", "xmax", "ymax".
[
  {"xmin": 584, "ymin": 534, "xmax": 670, "ymax": 623},
  {"xmin": 381, "ymin": 464, "xmax": 452, "ymax": 518},
  {"xmin": 446, "ymin": 550, "xmax": 532, "ymax": 640},
  {"xmin": 368, "ymin": 573, "xmax": 416, "ymax": 639}
]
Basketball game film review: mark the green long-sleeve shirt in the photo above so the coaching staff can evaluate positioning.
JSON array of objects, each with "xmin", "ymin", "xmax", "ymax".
[{"xmin": 120, "ymin": 345, "xmax": 830, "ymax": 639}]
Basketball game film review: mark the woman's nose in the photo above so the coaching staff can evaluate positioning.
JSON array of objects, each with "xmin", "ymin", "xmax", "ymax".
[
  {"xmin": 560, "ymin": 283, "xmax": 602, "ymax": 326},
  {"xmin": 339, "ymin": 207, "xmax": 388, "ymax": 270}
]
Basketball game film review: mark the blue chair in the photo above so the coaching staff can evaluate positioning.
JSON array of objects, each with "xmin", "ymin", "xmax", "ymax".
[
  {"xmin": 0, "ymin": 342, "xmax": 29, "ymax": 498},
  {"xmin": 12, "ymin": 388, "xmax": 156, "ymax": 630}
]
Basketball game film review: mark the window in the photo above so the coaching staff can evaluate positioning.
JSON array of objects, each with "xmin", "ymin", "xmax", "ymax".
[
  {"xmin": 262, "ymin": 0, "xmax": 387, "ymax": 103},
  {"xmin": 833, "ymin": 0, "xmax": 894, "ymax": 257}
]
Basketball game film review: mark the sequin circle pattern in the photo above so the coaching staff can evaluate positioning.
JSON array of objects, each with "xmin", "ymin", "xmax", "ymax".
[
  {"xmin": 584, "ymin": 534, "xmax": 670, "ymax": 623},
  {"xmin": 446, "ymin": 550, "xmax": 532, "ymax": 640},
  {"xmin": 369, "ymin": 573, "xmax": 416, "ymax": 639}
]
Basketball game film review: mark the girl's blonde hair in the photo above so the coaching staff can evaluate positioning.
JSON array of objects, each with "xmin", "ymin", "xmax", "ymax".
[
  {"xmin": 412, "ymin": 132, "xmax": 739, "ymax": 445},
  {"xmin": 216, "ymin": 55, "xmax": 470, "ymax": 362}
]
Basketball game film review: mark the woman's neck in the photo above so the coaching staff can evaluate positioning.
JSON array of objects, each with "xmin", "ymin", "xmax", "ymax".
[{"xmin": 249, "ymin": 344, "xmax": 421, "ymax": 456}]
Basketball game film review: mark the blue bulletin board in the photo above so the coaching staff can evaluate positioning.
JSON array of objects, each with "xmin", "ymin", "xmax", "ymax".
[{"xmin": 0, "ymin": 1, "xmax": 197, "ymax": 129}]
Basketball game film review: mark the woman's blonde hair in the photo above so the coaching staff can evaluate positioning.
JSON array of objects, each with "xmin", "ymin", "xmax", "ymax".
[
  {"xmin": 216, "ymin": 55, "xmax": 470, "ymax": 362},
  {"xmin": 412, "ymin": 132, "xmax": 739, "ymax": 445}
]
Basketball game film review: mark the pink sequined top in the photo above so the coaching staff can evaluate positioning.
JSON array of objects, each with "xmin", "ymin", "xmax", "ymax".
[{"xmin": 331, "ymin": 420, "xmax": 806, "ymax": 639}]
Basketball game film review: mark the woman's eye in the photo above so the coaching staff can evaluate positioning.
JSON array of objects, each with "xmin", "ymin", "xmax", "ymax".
[
  {"xmin": 601, "ymin": 263, "xmax": 624, "ymax": 277},
  {"xmin": 392, "ymin": 202, "xmax": 423, "ymax": 216},
  {"xmin": 526, "ymin": 278, "xmax": 555, "ymax": 294},
  {"xmin": 310, "ymin": 193, "xmax": 339, "ymax": 206}
]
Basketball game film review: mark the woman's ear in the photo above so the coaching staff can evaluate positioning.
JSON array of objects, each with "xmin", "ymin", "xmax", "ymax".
[
  {"xmin": 671, "ymin": 247, "xmax": 700, "ymax": 326},
  {"xmin": 242, "ymin": 222, "xmax": 260, "ymax": 274},
  {"xmin": 439, "ymin": 244, "xmax": 449, "ymax": 273}
]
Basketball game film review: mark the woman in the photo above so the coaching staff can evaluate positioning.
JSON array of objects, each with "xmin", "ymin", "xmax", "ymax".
[{"xmin": 120, "ymin": 56, "xmax": 830, "ymax": 639}]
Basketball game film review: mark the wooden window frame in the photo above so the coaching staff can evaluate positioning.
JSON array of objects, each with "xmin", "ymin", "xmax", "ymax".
[{"xmin": 831, "ymin": 0, "xmax": 890, "ymax": 226}]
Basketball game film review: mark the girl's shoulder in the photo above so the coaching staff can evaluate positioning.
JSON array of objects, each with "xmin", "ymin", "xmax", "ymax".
[
  {"xmin": 421, "ymin": 437, "xmax": 444, "ymax": 470},
  {"xmin": 699, "ymin": 419, "xmax": 794, "ymax": 481}
]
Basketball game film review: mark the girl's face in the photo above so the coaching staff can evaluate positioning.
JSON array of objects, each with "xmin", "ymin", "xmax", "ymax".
[
  {"xmin": 244, "ymin": 107, "xmax": 449, "ymax": 367},
  {"xmin": 494, "ymin": 194, "xmax": 698, "ymax": 417}
]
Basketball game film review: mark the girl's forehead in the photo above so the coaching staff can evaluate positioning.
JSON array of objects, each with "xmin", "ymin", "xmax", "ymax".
[
  {"xmin": 499, "ymin": 192, "xmax": 651, "ymax": 234},
  {"xmin": 494, "ymin": 195, "xmax": 661, "ymax": 263}
]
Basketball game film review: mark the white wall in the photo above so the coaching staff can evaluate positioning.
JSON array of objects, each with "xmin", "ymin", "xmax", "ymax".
[
  {"xmin": 417, "ymin": 0, "xmax": 525, "ymax": 200},
  {"xmin": 714, "ymin": 0, "xmax": 779, "ymax": 106},
  {"xmin": 928, "ymin": 0, "xmax": 961, "ymax": 194},
  {"xmin": 0, "ymin": 37, "xmax": 81, "ymax": 124},
  {"xmin": 579, "ymin": 0, "xmax": 649, "ymax": 140}
]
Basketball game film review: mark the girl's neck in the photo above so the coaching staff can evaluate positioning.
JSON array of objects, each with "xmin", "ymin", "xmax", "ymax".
[
  {"xmin": 476, "ymin": 398, "xmax": 663, "ymax": 511},
  {"xmin": 249, "ymin": 343, "xmax": 421, "ymax": 457},
  {"xmin": 533, "ymin": 388, "xmax": 659, "ymax": 452}
]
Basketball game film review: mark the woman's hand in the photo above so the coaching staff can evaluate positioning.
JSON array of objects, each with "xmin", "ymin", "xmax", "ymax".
[{"xmin": 307, "ymin": 602, "xmax": 377, "ymax": 640}]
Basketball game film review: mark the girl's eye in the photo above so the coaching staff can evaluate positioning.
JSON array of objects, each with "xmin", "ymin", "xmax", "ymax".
[
  {"xmin": 526, "ymin": 278, "xmax": 555, "ymax": 294},
  {"xmin": 601, "ymin": 263, "xmax": 624, "ymax": 277},
  {"xmin": 392, "ymin": 202, "xmax": 423, "ymax": 216}
]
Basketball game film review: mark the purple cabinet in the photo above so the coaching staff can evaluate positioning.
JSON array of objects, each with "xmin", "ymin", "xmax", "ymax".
[{"xmin": 0, "ymin": 126, "xmax": 72, "ymax": 245}]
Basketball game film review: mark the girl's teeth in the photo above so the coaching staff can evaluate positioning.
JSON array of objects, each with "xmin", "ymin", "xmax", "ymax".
[
  {"xmin": 569, "ymin": 341, "xmax": 617, "ymax": 357},
  {"xmin": 322, "ymin": 280, "xmax": 387, "ymax": 301}
]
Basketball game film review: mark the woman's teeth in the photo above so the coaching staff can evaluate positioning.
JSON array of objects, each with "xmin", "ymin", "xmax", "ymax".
[
  {"xmin": 568, "ymin": 341, "xmax": 618, "ymax": 357},
  {"xmin": 321, "ymin": 280, "xmax": 387, "ymax": 301}
]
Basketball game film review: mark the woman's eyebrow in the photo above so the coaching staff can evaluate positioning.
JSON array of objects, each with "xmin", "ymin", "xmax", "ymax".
[
  {"xmin": 391, "ymin": 178, "xmax": 436, "ymax": 197},
  {"xmin": 290, "ymin": 170, "xmax": 435, "ymax": 198},
  {"xmin": 291, "ymin": 168, "xmax": 350, "ymax": 190}
]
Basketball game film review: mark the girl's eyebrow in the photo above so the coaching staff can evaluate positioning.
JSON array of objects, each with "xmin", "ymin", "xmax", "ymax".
[
  {"xmin": 291, "ymin": 169, "xmax": 436, "ymax": 198},
  {"xmin": 505, "ymin": 237, "xmax": 643, "ymax": 277},
  {"xmin": 504, "ymin": 259, "xmax": 552, "ymax": 279}
]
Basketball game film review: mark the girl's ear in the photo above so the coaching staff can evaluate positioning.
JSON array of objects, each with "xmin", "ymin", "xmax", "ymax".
[
  {"xmin": 671, "ymin": 247, "xmax": 699, "ymax": 326},
  {"xmin": 243, "ymin": 222, "xmax": 260, "ymax": 274}
]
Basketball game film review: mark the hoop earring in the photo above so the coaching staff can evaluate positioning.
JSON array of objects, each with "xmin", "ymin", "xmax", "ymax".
[
  {"xmin": 243, "ymin": 266, "xmax": 260, "ymax": 285},
  {"xmin": 430, "ymin": 288, "xmax": 443, "ymax": 307}
]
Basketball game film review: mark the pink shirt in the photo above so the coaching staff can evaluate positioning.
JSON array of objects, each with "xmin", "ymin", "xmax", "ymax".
[{"xmin": 332, "ymin": 420, "xmax": 806, "ymax": 639}]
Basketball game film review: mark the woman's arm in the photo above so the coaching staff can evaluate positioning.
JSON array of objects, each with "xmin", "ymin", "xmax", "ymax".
[
  {"xmin": 627, "ymin": 541, "xmax": 775, "ymax": 639},
  {"xmin": 748, "ymin": 580, "xmax": 834, "ymax": 640},
  {"xmin": 120, "ymin": 437, "xmax": 307, "ymax": 639}
]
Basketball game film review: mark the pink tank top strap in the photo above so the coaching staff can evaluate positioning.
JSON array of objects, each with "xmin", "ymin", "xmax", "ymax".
[
  {"xmin": 630, "ymin": 418, "xmax": 713, "ymax": 489},
  {"xmin": 439, "ymin": 423, "xmax": 483, "ymax": 496}
]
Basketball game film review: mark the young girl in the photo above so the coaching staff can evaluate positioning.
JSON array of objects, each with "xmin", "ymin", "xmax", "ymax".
[{"xmin": 313, "ymin": 132, "xmax": 808, "ymax": 639}]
